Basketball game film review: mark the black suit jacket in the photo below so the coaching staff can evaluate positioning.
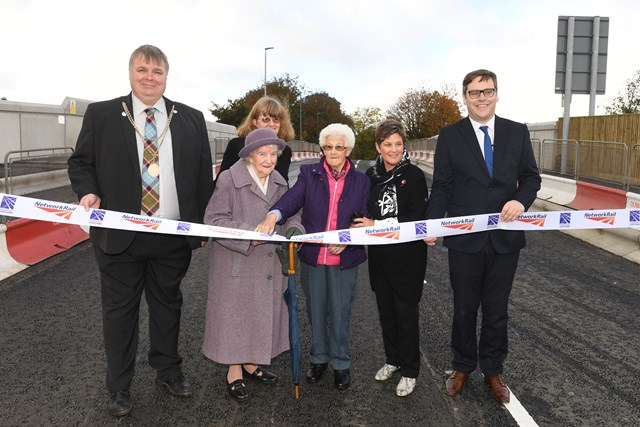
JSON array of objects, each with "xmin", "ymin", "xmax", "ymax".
[
  {"xmin": 426, "ymin": 116, "xmax": 540, "ymax": 254},
  {"xmin": 68, "ymin": 94, "xmax": 214, "ymax": 254}
]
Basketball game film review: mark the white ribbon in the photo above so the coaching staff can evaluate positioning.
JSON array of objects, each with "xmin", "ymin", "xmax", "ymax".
[{"xmin": 1, "ymin": 193, "xmax": 638, "ymax": 245}]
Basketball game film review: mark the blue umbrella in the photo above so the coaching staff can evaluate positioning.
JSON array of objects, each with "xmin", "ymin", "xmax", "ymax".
[{"xmin": 283, "ymin": 242, "xmax": 301, "ymax": 399}]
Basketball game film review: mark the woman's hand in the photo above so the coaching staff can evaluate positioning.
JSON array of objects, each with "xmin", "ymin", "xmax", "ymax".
[
  {"xmin": 350, "ymin": 217, "xmax": 374, "ymax": 228},
  {"xmin": 327, "ymin": 244, "xmax": 346, "ymax": 255},
  {"xmin": 255, "ymin": 212, "xmax": 278, "ymax": 235}
]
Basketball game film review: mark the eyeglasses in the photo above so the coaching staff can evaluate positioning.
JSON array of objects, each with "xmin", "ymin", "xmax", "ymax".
[
  {"xmin": 466, "ymin": 88, "xmax": 496, "ymax": 99},
  {"xmin": 323, "ymin": 145, "xmax": 347, "ymax": 152},
  {"xmin": 258, "ymin": 115, "xmax": 280, "ymax": 124}
]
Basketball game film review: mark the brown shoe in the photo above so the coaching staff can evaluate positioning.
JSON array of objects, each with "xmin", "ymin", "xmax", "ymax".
[
  {"xmin": 484, "ymin": 373, "xmax": 510, "ymax": 403},
  {"xmin": 445, "ymin": 371, "xmax": 469, "ymax": 396}
]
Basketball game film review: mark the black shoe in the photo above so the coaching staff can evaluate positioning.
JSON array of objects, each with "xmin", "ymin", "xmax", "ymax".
[
  {"xmin": 155, "ymin": 374, "xmax": 193, "ymax": 397},
  {"xmin": 242, "ymin": 365, "xmax": 278, "ymax": 384},
  {"xmin": 306, "ymin": 363, "xmax": 328, "ymax": 384},
  {"xmin": 334, "ymin": 369, "xmax": 351, "ymax": 390},
  {"xmin": 227, "ymin": 379, "xmax": 250, "ymax": 402},
  {"xmin": 108, "ymin": 390, "xmax": 132, "ymax": 417}
]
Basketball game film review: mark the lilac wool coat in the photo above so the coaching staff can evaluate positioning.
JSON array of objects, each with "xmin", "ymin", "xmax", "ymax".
[{"xmin": 202, "ymin": 160, "xmax": 303, "ymax": 365}]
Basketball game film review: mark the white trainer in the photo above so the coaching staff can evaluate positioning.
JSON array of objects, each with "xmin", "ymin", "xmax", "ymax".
[
  {"xmin": 396, "ymin": 376, "xmax": 416, "ymax": 397},
  {"xmin": 375, "ymin": 363, "xmax": 400, "ymax": 381}
]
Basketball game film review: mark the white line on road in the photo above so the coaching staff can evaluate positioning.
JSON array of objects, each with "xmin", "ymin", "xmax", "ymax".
[{"xmin": 504, "ymin": 387, "xmax": 539, "ymax": 427}]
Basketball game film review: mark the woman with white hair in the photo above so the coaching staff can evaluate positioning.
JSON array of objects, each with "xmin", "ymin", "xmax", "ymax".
[{"xmin": 257, "ymin": 123, "xmax": 370, "ymax": 390}]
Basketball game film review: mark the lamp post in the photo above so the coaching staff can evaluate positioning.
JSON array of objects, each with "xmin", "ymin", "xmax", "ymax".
[{"xmin": 264, "ymin": 47, "xmax": 274, "ymax": 96}]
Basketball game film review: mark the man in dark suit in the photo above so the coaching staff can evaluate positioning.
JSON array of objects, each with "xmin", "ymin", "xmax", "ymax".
[
  {"xmin": 68, "ymin": 45, "xmax": 214, "ymax": 417},
  {"xmin": 425, "ymin": 69, "xmax": 540, "ymax": 404}
]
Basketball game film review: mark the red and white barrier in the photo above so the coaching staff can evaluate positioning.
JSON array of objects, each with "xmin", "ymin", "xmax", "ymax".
[{"xmin": 0, "ymin": 218, "xmax": 89, "ymax": 280}]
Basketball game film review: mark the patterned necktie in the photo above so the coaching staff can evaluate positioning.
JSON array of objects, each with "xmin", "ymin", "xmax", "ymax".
[
  {"xmin": 480, "ymin": 125, "xmax": 493, "ymax": 177},
  {"xmin": 141, "ymin": 107, "xmax": 160, "ymax": 215}
]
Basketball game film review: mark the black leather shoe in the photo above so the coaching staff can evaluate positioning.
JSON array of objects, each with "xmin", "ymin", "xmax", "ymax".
[
  {"xmin": 108, "ymin": 390, "xmax": 132, "ymax": 417},
  {"xmin": 227, "ymin": 379, "xmax": 250, "ymax": 402},
  {"xmin": 242, "ymin": 365, "xmax": 278, "ymax": 384},
  {"xmin": 155, "ymin": 374, "xmax": 193, "ymax": 397},
  {"xmin": 334, "ymin": 369, "xmax": 351, "ymax": 390},
  {"xmin": 306, "ymin": 363, "xmax": 328, "ymax": 384}
]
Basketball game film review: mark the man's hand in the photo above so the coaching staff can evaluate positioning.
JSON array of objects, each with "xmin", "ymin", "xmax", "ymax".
[
  {"xmin": 79, "ymin": 194, "xmax": 101, "ymax": 211},
  {"xmin": 423, "ymin": 236, "xmax": 437, "ymax": 246},
  {"xmin": 500, "ymin": 200, "xmax": 525, "ymax": 222}
]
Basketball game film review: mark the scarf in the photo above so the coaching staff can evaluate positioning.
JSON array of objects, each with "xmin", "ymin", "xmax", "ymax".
[{"xmin": 369, "ymin": 149, "xmax": 411, "ymax": 220}]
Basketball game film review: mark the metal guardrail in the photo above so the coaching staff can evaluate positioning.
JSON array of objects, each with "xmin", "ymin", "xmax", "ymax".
[{"xmin": 4, "ymin": 147, "xmax": 74, "ymax": 194}]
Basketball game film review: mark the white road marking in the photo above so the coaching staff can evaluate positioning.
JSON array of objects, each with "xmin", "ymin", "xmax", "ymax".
[{"xmin": 504, "ymin": 388, "xmax": 539, "ymax": 427}]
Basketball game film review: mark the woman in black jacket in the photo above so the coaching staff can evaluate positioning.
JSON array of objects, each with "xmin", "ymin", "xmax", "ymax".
[
  {"xmin": 352, "ymin": 119, "xmax": 428, "ymax": 397},
  {"xmin": 217, "ymin": 96, "xmax": 293, "ymax": 184}
]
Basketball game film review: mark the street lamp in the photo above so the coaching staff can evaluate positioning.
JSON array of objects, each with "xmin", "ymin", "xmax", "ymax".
[{"xmin": 264, "ymin": 47, "xmax": 274, "ymax": 96}]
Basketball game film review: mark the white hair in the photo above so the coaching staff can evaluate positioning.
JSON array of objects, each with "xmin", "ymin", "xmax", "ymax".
[{"xmin": 318, "ymin": 123, "xmax": 356, "ymax": 149}]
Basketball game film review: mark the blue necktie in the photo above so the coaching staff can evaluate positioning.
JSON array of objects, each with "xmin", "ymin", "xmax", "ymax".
[{"xmin": 480, "ymin": 125, "xmax": 493, "ymax": 177}]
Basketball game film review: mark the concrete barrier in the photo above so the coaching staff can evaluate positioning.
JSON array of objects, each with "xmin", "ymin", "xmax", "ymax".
[
  {"xmin": 0, "ymin": 224, "xmax": 29, "ymax": 280},
  {"xmin": 4, "ymin": 218, "xmax": 88, "ymax": 265},
  {"xmin": 532, "ymin": 174, "xmax": 640, "ymax": 264}
]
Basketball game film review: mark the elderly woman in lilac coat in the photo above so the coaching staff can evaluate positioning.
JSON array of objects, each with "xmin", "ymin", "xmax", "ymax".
[
  {"xmin": 202, "ymin": 128, "xmax": 303, "ymax": 402},
  {"xmin": 256, "ymin": 123, "xmax": 370, "ymax": 391}
]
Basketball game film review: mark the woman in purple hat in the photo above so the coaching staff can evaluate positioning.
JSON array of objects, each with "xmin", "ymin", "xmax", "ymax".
[{"xmin": 202, "ymin": 127, "xmax": 303, "ymax": 402}]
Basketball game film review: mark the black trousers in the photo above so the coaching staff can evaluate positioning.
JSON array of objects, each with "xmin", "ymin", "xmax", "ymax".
[
  {"xmin": 448, "ymin": 241, "xmax": 519, "ymax": 377},
  {"xmin": 94, "ymin": 232, "xmax": 192, "ymax": 393},
  {"xmin": 368, "ymin": 244, "xmax": 425, "ymax": 379}
]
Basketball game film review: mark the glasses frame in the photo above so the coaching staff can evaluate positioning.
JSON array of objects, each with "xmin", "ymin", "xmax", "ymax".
[
  {"xmin": 322, "ymin": 144, "xmax": 348, "ymax": 152},
  {"xmin": 466, "ymin": 88, "xmax": 497, "ymax": 99},
  {"xmin": 258, "ymin": 115, "xmax": 280, "ymax": 124}
]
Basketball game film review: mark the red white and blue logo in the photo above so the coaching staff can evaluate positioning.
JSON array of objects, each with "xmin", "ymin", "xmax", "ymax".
[
  {"xmin": 583, "ymin": 211, "xmax": 616, "ymax": 226},
  {"xmin": 516, "ymin": 213, "xmax": 547, "ymax": 227},
  {"xmin": 35, "ymin": 201, "xmax": 76, "ymax": 220},
  {"xmin": 123, "ymin": 214, "xmax": 162, "ymax": 230}
]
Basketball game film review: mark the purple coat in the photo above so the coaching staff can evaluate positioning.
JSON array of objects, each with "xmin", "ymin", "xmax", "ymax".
[
  {"xmin": 272, "ymin": 157, "xmax": 370, "ymax": 270},
  {"xmin": 202, "ymin": 161, "xmax": 303, "ymax": 365}
]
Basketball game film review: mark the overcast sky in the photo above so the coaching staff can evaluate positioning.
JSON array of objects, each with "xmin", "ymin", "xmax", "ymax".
[{"xmin": 2, "ymin": 0, "xmax": 639, "ymax": 126}]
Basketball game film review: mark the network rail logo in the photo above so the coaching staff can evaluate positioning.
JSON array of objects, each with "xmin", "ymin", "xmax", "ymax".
[
  {"xmin": 415, "ymin": 222, "xmax": 428, "ymax": 238},
  {"xmin": 35, "ymin": 201, "xmax": 76, "ymax": 220},
  {"xmin": 516, "ymin": 213, "xmax": 547, "ymax": 227},
  {"xmin": 584, "ymin": 211, "xmax": 616, "ymax": 226},
  {"xmin": 89, "ymin": 210, "xmax": 106, "ymax": 225},
  {"xmin": 0, "ymin": 196, "xmax": 17, "ymax": 214},
  {"xmin": 365, "ymin": 225, "xmax": 400, "ymax": 240},
  {"xmin": 559, "ymin": 212, "xmax": 572, "ymax": 228},
  {"xmin": 123, "ymin": 214, "xmax": 162, "ymax": 230},
  {"xmin": 441, "ymin": 218, "xmax": 474, "ymax": 231},
  {"xmin": 339, "ymin": 230, "xmax": 352, "ymax": 243},
  {"xmin": 487, "ymin": 215, "xmax": 500, "ymax": 229},
  {"xmin": 177, "ymin": 222, "xmax": 191, "ymax": 234},
  {"xmin": 630, "ymin": 210, "xmax": 640, "ymax": 226}
]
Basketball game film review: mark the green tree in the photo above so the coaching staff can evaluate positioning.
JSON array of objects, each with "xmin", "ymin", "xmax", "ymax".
[
  {"xmin": 295, "ymin": 92, "xmax": 353, "ymax": 144},
  {"xmin": 349, "ymin": 107, "xmax": 383, "ymax": 160},
  {"xmin": 210, "ymin": 73, "xmax": 304, "ymax": 127},
  {"xmin": 387, "ymin": 85, "xmax": 462, "ymax": 139},
  {"xmin": 605, "ymin": 69, "xmax": 640, "ymax": 114}
]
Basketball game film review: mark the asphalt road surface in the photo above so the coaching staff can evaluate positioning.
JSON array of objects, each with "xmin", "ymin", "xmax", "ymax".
[{"xmin": 1, "ymin": 161, "xmax": 639, "ymax": 426}]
